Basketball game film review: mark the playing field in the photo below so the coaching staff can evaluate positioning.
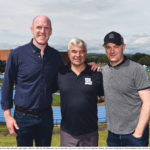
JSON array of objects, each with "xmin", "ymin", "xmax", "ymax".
[{"xmin": 0, "ymin": 123, "xmax": 108, "ymax": 147}]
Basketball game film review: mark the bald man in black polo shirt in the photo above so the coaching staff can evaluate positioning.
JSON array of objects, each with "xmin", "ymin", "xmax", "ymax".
[{"xmin": 57, "ymin": 38, "xmax": 104, "ymax": 146}]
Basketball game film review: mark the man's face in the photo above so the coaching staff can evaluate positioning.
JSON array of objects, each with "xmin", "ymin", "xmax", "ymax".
[
  {"xmin": 104, "ymin": 43, "xmax": 126, "ymax": 66},
  {"xmin": 31, "ymin": 16, "xmax": 52, "ymax": 47},
  {"xmin": 68, "ymin": 45, "xmax": 87, "ymax": 67}
]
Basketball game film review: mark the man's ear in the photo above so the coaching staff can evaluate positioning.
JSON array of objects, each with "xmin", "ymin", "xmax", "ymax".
[
  {"xmin": 49, "ymin": 28, "xmax": 52, "ymax": 36},
  {"xmin": 30, "ymin": 26, "xmax": 33, "ymax": 34},
  {"xmin": 123, "ymin": 44, "xmax": 126, "ymax": 52}
]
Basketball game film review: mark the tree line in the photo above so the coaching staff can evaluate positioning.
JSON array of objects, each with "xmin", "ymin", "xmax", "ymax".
[
  {"xmin": 0, "ymin": 52, "xmax": 150, "ymax": 73},
  {"xmin": 86, "ymin": 53, "xmax": 150, "ymax": 66}
]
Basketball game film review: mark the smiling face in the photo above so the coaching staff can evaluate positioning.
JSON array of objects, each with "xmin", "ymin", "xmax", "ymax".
[
  {"xmin": 104, "ymin": 43, "xmax": 126, "ymax": 66},
  {"xmin": 68, "ymin": 44, "xmax": 87, "ymax": 67},
  {"xmin": 31, "ymin": 16, "xmax": 52, "ymax": 49}
]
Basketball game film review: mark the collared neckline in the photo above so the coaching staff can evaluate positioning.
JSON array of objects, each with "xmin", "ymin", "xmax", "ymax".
[
  {"xmin": 108, "ymin": 56, "xmax": 128, "ymax": 68},
  {"xmin": 30, "ymin": 39, "xmax": 49, "ymax": 55},
  {"xmin": 66, "ymin": 62, "xmax": 93, "ymax": 75}
]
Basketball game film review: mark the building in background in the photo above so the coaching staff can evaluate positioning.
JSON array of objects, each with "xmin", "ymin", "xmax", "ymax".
[{"xmin": 0, "ymin": 50, "xmax": 69, "ymax": 73}]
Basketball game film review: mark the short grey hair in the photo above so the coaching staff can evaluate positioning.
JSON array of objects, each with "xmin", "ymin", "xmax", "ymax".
[{"xmin": 68, "ymin": 38, "xmax": 87, "ymax": 50}]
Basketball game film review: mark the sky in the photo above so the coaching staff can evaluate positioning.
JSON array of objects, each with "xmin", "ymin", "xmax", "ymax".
[{"xmin": 0, "ymin": 0, "xmax": 150, "ymax": 54}]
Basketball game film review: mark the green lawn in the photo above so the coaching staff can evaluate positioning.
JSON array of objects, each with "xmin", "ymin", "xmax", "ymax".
[
  {"xmin": 148, "ymin": 71, "xmax": 150, "ymax": 77},
  {"xmin": 0, "ymin": 123, "xmax": 107, "ymax": 147},
  {"xmin": 0, "ymin": 78, "xmax": 3, "ymax": 83},
  {"xmin": 0, "ymin": 123, "xmax": 149, "ymax": 147},
  {"xmin": 52, "ymin": 93, "xmax": 60, "ymax": 106}
]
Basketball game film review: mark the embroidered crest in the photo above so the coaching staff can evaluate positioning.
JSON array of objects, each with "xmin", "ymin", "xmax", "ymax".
[
  {"xmin": 85, "ymin": 78, "xmax": 92, "ymax": 85},
  {"xmin": 109, "ymin": 33, "xmax": 114, "ymax": 39}
]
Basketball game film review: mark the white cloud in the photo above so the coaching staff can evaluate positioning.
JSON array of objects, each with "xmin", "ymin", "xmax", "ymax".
[
  {"xmin": 0, "ymin": 0, "xmax": 150, "ymax": 54},
  {"xmin": 125, "ymin": 34, "xmax": 150, "ymax": 54}
]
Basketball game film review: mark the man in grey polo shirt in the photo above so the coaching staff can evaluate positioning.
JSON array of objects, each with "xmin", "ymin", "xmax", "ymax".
[{"xmin": 102, "ymin": 31, "xmax": 150, "ymax": 146}]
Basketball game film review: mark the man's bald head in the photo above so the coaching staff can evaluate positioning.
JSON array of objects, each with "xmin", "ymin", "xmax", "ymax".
[
  {"xmin": 32, "ymin": 15, "xmax": 52, "ymax": 29},
  {"xmin": 30, "ymin": 15, "xmax": 52, "ymax": 49}
]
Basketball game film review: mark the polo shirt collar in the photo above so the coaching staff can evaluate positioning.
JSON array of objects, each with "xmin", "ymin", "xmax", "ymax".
[
  {"xmin": 108, "ymin": 56, "xmax": 128, "ymax": 68},
  {"xmin": 66, "ymin": 62, "xmax": 92, "ymax": 74}
]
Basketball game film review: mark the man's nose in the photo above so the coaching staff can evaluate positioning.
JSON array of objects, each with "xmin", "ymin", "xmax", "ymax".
[
  {"xmin": 41, "ymin": 28, "xmax": 45, "ymax": 33},
  {"xmin": 76, "ymin": 52, "xmax": 80, "ymax": 56},
  {"xmin": 110, "ymin": 48, "xmax": 115, "ymax": 53}
]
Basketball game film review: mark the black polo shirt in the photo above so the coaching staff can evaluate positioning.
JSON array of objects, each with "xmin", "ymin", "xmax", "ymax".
[{"xmin": 57, "ymin": 64, "xmax": 104, "ymax": 136}]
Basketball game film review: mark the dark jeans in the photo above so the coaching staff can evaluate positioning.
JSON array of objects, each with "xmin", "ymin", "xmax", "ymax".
[
  {"xmin": 14, "ymin": 109, "xmax": 53, "ymax": 146},
  {"xmin": 107, "ymin": 125, "xmax": 149, "ymax": 147}
]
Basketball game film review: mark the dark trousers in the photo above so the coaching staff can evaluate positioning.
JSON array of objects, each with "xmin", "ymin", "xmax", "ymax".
[
  {"xmin": 107, "ymin": 125, "xmax": 149, "ymax": 147},
  {"xmin": 14, "ymin": 109, "xmax": 53, "ymax": 146}
]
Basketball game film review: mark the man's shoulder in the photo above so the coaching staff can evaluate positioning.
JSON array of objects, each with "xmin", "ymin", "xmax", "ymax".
[
  {"xmin": 47, "ymin": 46, "xmax": 60, "ymax": 54},
  {"xmin": 126, "ymin": 59, "xmax": 145, "ymax": 70},
  {"xmin": 9, "ymin": 42, "xmax": 31, "ymax": 58},
  {"xmin": 101, "ymin": 64, "xmax": 109, "ymax": 72},
  {"xmin": 58, "ymin": 65, "xmax": 69, "ymax": 74},
  {"xmin": 11, "ymin": 42, "xmax": 31, "ymax": 54},
  {"xmin": 86, "ymin": 65, "xmax": 103, "ymax": 78},
  {"xmin": 101, "ymin": 64, "xmax": 108, "ymax": 69},
  {"xmin": 47, "ymin": 46, "xmax": 62, "ymax": 60}
]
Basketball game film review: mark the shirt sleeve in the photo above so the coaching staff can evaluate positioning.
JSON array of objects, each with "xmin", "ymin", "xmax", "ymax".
[
  {"xmin": 1, "ymin": 50, "xmax": 18, "ymax": 110},
  {"xmin": 51, "ymin": 75, "xmax": 58, "ymax": 93},
  {"xmin": 51, "ymin": 53, "xmax": 65, "ymax": 93},
  {"xmin": 134, "ymin": 65, "xmax": 150, "ymax": 91}
]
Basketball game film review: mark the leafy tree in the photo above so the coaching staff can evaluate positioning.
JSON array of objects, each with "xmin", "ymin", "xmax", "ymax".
[
  {"xmin": 130, "ymin": 53, "xmax": 147, "ymax": 62},
  {"xmin": 138, "ymin": 56, "xmax": 150, "ymax": 66},
  {"xmin": 86, "ymin": 52, "xmax": 150, "ymax": 66},
  {"xmin": 100, "ymin": 56, "xmax": 108, "ymax": 63},
  {"xmin": 86, "ymin": 56, "xmax": 97, "ymax": 63}
]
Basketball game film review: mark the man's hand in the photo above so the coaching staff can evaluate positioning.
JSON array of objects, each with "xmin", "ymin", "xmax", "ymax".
[
  {"xmin": 4, "ymin": 110, "xmax": 19, "ymax": 136},
  {"xmin": 132, "ymin": 130, "xmax": 143, "ymax": 138},
  {"xmin": 133, "ymin": 89, "xmax": 150, "ymax": 138},
  {"xmin": 88, "ymin": 62, "xmax": 101, "ymax": 72}
]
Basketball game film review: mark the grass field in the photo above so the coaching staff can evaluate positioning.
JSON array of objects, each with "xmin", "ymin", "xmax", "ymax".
[
  {"xmin": 52, "ymin": 93, "xmax": 60, "ymax": 106},
  {"xmin": 0, "ymin": 123, "xmax": 108, "ymax": 147},
  {"xmin": 0, "ymin": 123, "xmax": 150, "ymax": 147},
  {"xmin": 148, "ymin": 71, "xmax": 150, "ymax": 77}
]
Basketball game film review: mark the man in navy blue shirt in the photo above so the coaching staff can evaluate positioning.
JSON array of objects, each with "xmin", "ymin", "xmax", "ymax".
[
  {"xmin": 1, "ymin": 15, "xmax": 63, "ymax": 146},
  {"xmin": 57, "ymin": 38, "xmax": 104, "ymax": 146}
]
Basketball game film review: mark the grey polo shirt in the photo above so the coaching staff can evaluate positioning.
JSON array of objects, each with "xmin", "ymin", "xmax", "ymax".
[{"xmin": 102, "ymin": 58, "xmax": 150, "ymax": 134}]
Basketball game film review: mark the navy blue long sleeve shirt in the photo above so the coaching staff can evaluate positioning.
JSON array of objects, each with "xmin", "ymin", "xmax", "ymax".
[{"xmin": 1, "ymin": 40, "xmax": 63, "ymax": 111}]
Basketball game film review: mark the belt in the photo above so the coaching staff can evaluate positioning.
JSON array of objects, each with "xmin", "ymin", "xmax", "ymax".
[{"xmin": 15, "ymin": 106, "xmax": 50, "ymax": 115}]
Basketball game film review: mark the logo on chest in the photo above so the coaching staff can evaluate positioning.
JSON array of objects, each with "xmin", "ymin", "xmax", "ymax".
[{"xmin": 85, "ymin": 78, "xmax": 93, "ymax": 85}]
